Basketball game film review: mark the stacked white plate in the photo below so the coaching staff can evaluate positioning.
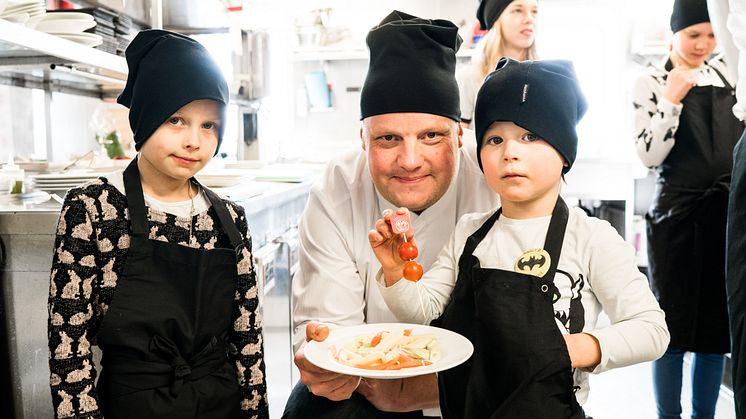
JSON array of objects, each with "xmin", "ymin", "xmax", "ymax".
[
  {"xmin": 31, "ymin": 172, "xmax": 102, "ymax": 193},
  {"xmin": 195, "ymin": 169, "xmax": 255, "ymax": 188},
  {"xmin": 36, "ymin": 12, "xmax": 102, "ymax": 47},
  {"xmin": 1, "ymin": 0, "xmax": 45, "ymax": 26}
]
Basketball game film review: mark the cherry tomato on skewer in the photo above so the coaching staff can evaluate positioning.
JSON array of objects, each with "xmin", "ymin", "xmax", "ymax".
[
  {"xmin": 398, "ymin": 242, "xmax": 418, "ymax": 260},
  {"xmin": 403, "ymin": 261, "xmax": 423, "ymax": 282}
]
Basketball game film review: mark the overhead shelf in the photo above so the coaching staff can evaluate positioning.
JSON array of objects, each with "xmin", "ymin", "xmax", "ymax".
[{"xmin": 0, "ymin": 18, "xmax": 128, "ymax": 95}]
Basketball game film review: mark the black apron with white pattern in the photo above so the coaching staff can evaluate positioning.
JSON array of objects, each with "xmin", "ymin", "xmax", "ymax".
[
  {"xmin": 434, "ymin": 197, "xmax": 585, "ymax": 419},
  {"xmin": 96, "ymin": 158, "xmax": 242, "ymax": 418},
  {"xmin": 646, "ymin": 64, "xmax": 744, "ymax": 353}
]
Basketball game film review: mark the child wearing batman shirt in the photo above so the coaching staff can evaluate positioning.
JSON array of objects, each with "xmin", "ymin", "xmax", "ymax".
[
  {"xmin": 369, "ymin": 58, "xmax": 670, "ymax": 418},
  {"xmin": 47, "ymin": 30, "xmax": 268, "ymax": 418}
]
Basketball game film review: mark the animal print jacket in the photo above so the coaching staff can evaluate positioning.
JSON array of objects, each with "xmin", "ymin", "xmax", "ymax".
[{"xmin": 47, "ymin": 177, "xmax": 269, "ymax": 418}]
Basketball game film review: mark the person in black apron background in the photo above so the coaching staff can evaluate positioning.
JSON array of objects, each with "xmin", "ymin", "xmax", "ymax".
[
  {"xmin": 632, "ymin": 0, "xmax": 744, "ymax": 417},
  {"xmin": 47, "ymin": 30, "xmax": 269, "ymax": 418},
  {"xmin": 370, "ymin": 58, "xmax": 669, "ymax": 418}
]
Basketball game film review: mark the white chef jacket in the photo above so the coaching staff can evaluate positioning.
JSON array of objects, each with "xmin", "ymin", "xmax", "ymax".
[
  {"xmin": 708, "ymin": 0, "xmax": 746, "ymax": 121},
  {"xmin": 455, "ymin": 64, "xmax": 483, "ymax": 128},
  {"xmin": 377, "ymin": 207, "xmax": 670, "ymax": 405},
  {"xmin": 292, "ymin": 129, "xmax": 498, "ymax": 351}
]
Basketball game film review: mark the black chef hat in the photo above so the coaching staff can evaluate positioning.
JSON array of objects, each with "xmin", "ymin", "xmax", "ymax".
[
  {"xmin": 474, "ymin": 58, "xmax": 587, "ymax": 173},
  {"xmin": 360, "ymin": 10, "xmax": 462, "ymax": 122},
  {"xmin": 477, "ymin": 0, "xmax": 514, "ymax": 30},
  {"xmin": 670, "ymin": 0, "xmax": 710, "ymax": 33},
  {"xmin": 118, "ymin": 29, "xmax": 229, "ymax": 154}
]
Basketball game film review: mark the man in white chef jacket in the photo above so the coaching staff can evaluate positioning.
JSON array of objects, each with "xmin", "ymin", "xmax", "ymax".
[
  {"xmin": 283, "ymin": 10, "xmax": 498, "ymax": 419},
  {"xmin": 709, "ymin": 1, "xmax": 746, "ymax": 417}
]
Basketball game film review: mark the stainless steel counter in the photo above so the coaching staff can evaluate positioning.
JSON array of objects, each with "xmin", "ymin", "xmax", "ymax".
[{"xmin": 0, "ymin": 180, "xmax": 312, "ymax": 418}]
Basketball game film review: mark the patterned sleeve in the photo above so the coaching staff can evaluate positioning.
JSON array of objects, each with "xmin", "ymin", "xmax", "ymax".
[
  {"xmin": 227, "ymin": 202, "xmax": 269, "ymax": 418},
  {"xmin": 632, "ymin": 68, "xmax": 683, "ymax": 168},
  {"xmin": 48, "ymin": 192, "xmax": 103, "ymax": 418}
]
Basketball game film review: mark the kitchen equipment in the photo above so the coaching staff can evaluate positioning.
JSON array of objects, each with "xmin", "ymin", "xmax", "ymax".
[{"xmin": 233, "ymin": 29, "xmax": 270, "ymax": 100}]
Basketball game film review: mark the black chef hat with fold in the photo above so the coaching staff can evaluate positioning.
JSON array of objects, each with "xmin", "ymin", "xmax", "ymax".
[
  {"xmin": 118, "ymin": 29, "xmax": 229, "ymax": 154},
  {"xmin": 670, "ymin": 0, "xmax": 710, "ymax": 33},
  {"xmin": 360, "ymin": 10, "xmax": 462, "ymax": 122},
  {"xmin": 477, "ymin": 0, "xmax": 515, "ymax": 30},
  {"xmin": 474, "ymin": 58, "xmax": 587, "ymax": 173}
]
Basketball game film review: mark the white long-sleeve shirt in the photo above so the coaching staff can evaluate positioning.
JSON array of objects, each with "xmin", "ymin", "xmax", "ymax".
[
  {"xmin": 708, "ymin": 0, "xmax": 746, "ymax": 121},
  {"xmin": 632, "ymin": 55, "xmax": 735, "ymax": 168},
  {"xmin": 377, "ymin": 207, "xmax": 670, "ymax": 405},
  {"xmin": 291, "ymin": 130, "xmax": 498, "ymax": 351}
]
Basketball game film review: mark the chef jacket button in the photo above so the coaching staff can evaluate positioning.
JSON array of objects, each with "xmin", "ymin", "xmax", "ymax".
[{"xmin": 540, "ymin": 284, "xmax": 549, "ymax": 293}]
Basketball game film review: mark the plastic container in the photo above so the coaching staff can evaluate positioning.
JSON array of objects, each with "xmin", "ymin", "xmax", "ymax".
[{"xmin": 0, "ymin": 157, "xmax": 25, "ymax": 194}]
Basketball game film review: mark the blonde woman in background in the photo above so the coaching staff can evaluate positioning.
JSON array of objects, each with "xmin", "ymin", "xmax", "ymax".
[{"xmin": 457, "ymin": 0, "xmax": 538, "ymax": 129}]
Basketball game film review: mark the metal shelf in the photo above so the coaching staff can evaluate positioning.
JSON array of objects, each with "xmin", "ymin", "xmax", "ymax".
[{"xmin": 0, "ymin": 18, "xmax": 128, "ymax": 95}]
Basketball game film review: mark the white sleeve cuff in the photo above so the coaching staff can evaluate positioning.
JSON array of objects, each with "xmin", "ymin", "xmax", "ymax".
[{"xmin": 657, "ymin": 98, "xmax": 683, "ymax": 117}]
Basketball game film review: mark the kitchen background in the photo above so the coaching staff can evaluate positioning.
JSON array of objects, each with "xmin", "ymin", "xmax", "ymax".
[{"xmin": 0, "ymin": 0, "xmax": 737, "ymax": 418}]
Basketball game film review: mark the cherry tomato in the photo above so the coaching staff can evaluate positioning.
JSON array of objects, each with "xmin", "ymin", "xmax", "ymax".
[
  {"xmin": 398, "ymin": 242, "xmax": 419, "ymax": 260},
  {"xmin": 403, "ymin": 261, "xmax": 423, "ymax": 282}
]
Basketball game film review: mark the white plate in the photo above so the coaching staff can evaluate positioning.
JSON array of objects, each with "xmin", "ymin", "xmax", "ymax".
[
  {"xmin": 36, "ymin": 186, "xmax": 75, "ymax": 191},
  {"xmin": 304, "ymin": 323, "xmax": 473, "ymax": 379},
  {"xmin": 41, "ymin": 12, "xmax": 94, "ymax": 21},
  {"xmin": 55, "ymin": 32, "xmax": 103, "ymax": 47},
  {"xmin": 23, "ymin": 12, "xmax": 44, "ymax": 28},
  {"xmin": 2, "ymin": 12, "xmax": 28, "ymax": 23},
  {"xmin": 36, "ymin": 18, "xmax": 95, "ymax": 33},
  {"xmin": 196, "ymin": 169, "xmax": 255, "ymax": 187},
  {"xmin": 32, "ymin": 172, "xmax": 100, "ymax": 181},
  {"xmin": 2, "ymin": 4, "xmax": 41, "ymax": 15}
]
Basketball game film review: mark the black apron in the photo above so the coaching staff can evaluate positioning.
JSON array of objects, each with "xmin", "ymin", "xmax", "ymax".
[
  {"xmin": 434, "ymin": 197, "xmax": 584, "ymax": 419},
  {"xmin": 646, "ymin": 64, "xmax": 744, "ymax": 353},
  {"xmin": 96, "ymin": 158, "xmax": 242, "ymax": 418}
]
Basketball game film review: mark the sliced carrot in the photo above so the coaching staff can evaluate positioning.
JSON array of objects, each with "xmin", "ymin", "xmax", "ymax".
[
  {"xmin": 387, "ymin": 360, "xmax": 432, "ymax": 370},
  {"xmin": 360, "ymin": 357, "xmax": 400, "ymax": 370},
  {"xmin": 403, "ymin": 329, "xmax": 412, "ymax": 336},
  {"xmin": 370, "ymin": 331, "xmax": 384, "ymax": 347}
]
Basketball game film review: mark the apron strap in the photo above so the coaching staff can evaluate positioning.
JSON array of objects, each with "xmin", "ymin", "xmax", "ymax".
[
  {"xmin": 123, "ymin": 157, "xmax": 150, "ymax": 239},
  {"xmin": 709, "ymin": 65, "xmax": 735, "ymax": 92},
  {"xmin": 456, "ymin": 207, "xmax": 501, "ymax": 272},
  {"xmin": 542, "ymin": 196, "xmax": 570, "ymax": 282},
  {"xmin": 199, "ymin": 183, "xmax": 244, "ymax": 251}
]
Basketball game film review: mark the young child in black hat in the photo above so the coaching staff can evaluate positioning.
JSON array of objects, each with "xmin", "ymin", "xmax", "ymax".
[
  {"xmin": 47, "ymin": 29, "xmax": 268, "ymax": 418},
  {"xmin": 369, "ymin": 58, "xmax": 670, "ymax": 418}
]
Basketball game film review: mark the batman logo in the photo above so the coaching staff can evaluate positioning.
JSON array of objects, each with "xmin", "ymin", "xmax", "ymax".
[
  {"xmin": 517, "ymin": 254, "xmax": 546, "ymax": 271},
  {"xmin": 514, "ymin": 248, "xmax": 551, "ymax": 277}
]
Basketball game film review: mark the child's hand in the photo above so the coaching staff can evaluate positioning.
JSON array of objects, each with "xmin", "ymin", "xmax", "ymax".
[
  {"xmin": 368, "ymin": 208, "xmax": 417, "ymax": 285},
  {"xmin": 562, "ymin": 333, "xmax": 601, "ymax": 369},
  {"xmin": 664, "ymin": 59, "xmax": 697, "ymax": 105}
]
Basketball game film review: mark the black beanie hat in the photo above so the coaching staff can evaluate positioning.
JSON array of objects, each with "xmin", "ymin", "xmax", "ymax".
[
  {"xmin": 360, "ymin": 10, "xmax": 462, "ymax": 122},
  {"xmin": 670, "ymin": 0, "xmax": 710, "ymax": 33},
  {"xmin": 474, "ymin": 58, "xmax": 587, "ymax": 173},
  {"xmin": 477, "ymin": 0, "xmax": 514, "ymax": 30},
  {"xmin": 118, "ymin": 29, "xmax": 229, "ymax": 154}
]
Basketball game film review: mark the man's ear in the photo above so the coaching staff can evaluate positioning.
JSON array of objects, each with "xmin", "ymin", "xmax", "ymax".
[
  {"xmin": 360, "ymin": 126, "xmax": 366, "ymax": 151},
  {"xmin": 457, "ymin": 123, "xmax": 463, "ymax": 148}
]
